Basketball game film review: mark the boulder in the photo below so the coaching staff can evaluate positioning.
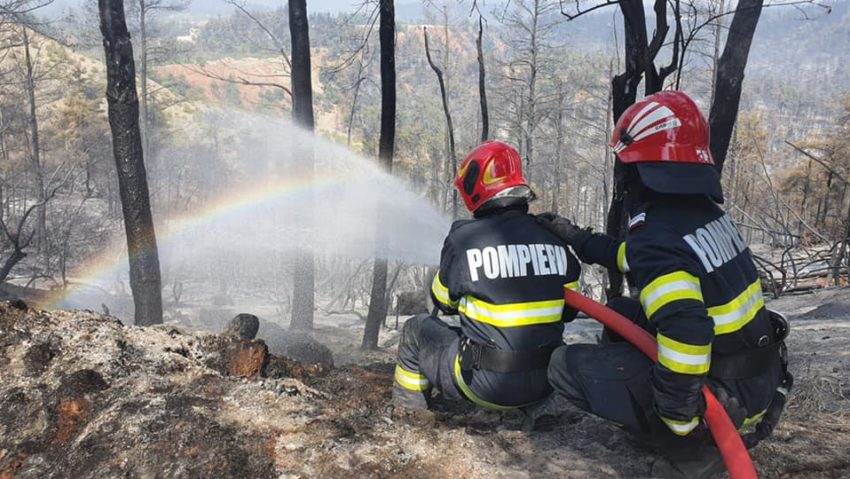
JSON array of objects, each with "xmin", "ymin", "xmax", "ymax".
[
  {"xmin": 396, "ymin": 290, "xmax": 427, "ymax": 315},
  {"xmin": 258, "ymin": 320, "xmax": 334, "ymax": 373},
  {"xmin": 223, "ymin": 313, "xmax": 260, "ymax": 340}
]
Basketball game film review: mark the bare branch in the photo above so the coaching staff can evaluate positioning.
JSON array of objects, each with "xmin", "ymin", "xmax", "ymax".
[
  {"xmin": 559, "ymin": 0, "xmax": 619, "ymax": 21},
  {"xmin": 183, "ymin": 64, "xmax": 292, "ymax": 97},
  {"xmin": 325, "ymin": 2, "xmax": 380, "ymax": 75},
  {"xmin": 786, "ymin": 141, "xmax": 850, "ymax": 187},
  {"xmin": 225, "ymin": 0, "xmax": 291, "ymax": 69}
]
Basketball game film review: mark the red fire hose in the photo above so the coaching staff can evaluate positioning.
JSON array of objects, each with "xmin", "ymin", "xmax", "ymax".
[{"xmin": 563, "ymin": 289, "xmax": 758, "ymax": 479}]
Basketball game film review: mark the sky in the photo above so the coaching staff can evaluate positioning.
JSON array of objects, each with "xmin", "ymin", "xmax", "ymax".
[{"xmin": 41, "ymin": 0, "xmax": 415, "ymax": 16}]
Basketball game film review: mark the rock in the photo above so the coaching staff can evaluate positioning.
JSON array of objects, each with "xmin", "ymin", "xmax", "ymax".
[
  {"xmin": 396, "ymin": 291, "xmax": 427, "ymax": 315},
  {"xmin": 8, "ymin": 299, "xmax": 29, "ymax": 311},
  {"xmin": 257, "ymin": 320, "xmax": 334, "ymax": 373},
  {"xmin": 223, "ymin": 313, "xmax": 260, "ymax": 340},
  {"xmin": 282, "ymin": 334, "xmax": 334, "ymax": 370}
]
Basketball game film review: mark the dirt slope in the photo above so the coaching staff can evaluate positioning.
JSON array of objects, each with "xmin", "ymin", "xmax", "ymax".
[{"xmin": 1, "ymin": 288, "xmax": 849, "ymax": 478}]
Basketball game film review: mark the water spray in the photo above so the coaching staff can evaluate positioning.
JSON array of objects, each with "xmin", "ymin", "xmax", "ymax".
[{"xmin": 49, "ymin": 109, "xmax": 451, "ymax": 316}]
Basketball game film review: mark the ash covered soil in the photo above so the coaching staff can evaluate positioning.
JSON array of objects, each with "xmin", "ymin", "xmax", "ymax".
[{"xmin": 1, "ymin": 289, "xmax": 849, "ymax": 479}]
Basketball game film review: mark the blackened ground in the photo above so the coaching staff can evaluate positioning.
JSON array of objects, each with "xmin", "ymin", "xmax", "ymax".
[{"xmin": 1, "ymin": 288, "xmax": 849, "ymax": 478}]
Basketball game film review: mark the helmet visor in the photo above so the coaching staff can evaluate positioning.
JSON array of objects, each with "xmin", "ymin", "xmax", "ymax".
[{"xmin": 635, "ymin": 162, "xmax": 724, "ymax": 203}]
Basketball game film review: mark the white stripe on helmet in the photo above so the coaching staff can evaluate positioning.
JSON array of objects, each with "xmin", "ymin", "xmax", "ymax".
[{"xmin": 627, "ymin": 101, "xmax": 661, "ymax": 131}]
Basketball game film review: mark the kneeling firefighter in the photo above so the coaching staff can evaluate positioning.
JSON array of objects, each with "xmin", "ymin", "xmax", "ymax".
[
  {"xmin": 393, "ymin": 140, "xmax": 581, "ymax": 413},
  {"xmin": 539, "ymin": 91, "xmax": 792, "ymax": 477}
]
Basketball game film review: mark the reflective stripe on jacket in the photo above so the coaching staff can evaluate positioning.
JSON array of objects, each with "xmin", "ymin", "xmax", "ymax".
[{"xmin": 577, "ymin": 196, "xmax": 777, "ymax": 436}]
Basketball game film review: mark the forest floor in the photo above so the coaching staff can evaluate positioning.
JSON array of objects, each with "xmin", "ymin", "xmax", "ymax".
[{"xmin": 1, "ymin": 287, "xmax": 849, "ymax": 478}]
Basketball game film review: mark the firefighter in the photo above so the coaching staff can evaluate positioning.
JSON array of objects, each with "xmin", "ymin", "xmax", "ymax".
[
  {"xmin": 392, "ymin": 140, "xmax": 581, "ymax": 416},
  {"xmin": 539, "ymin": 91, "xmax": 792, "ymax": 478}
]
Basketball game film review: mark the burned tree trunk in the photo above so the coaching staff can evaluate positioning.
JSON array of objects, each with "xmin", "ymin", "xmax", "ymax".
[
  {"xmin": 476, "ymin": 14, "xmax": 489, "ymax": 142},
  {"xmin": 139, "ymin": 0, "xmax": 150, "ymax": 163},
  {"xmin": 288, "ymin": 0, "xmax": 316, "ymax": 330},
  {"xmin": 604, "ymin": 0, "xmax": 648, "ymax": 299},
  {"xmin": 599, "ymin": 0, "xmax": 678, "ymax": 299},
  {"xmin": 99, "ymin": 0, "xmax": 163, "ymax": 326},
  {"xmin": 0, "ymin": 249, "xmax": 26, "ymax": 284},
  {"xmin": 21, "ymin": 28, "xmax": 46, "ymax": 264},
  {"xmin": 424, "ymin": 27, "xmax": 457, "ymax": 219},
  {"xmin": 709, "ymin": 0, "xmax": 764, "ymax": 174},
  {"xmin": 362, "ymin": 0, "xmax": 396, "ymax": 351}
]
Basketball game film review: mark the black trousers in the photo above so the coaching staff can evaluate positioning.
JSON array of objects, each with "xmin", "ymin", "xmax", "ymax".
[
  {"xmin": 547, "ymin": 297, "xmax": 713, "ymax": 456},
  {"xmin": 394, "ymin": 314, "xmax": 554, "ymax": 409},
  {"xmin": 394, "ymin": 314, "xmax": 465, "ymax": 406},
  {"xmin": 549, "ymin": 296, "xmax": 786, "ymax": 458}
]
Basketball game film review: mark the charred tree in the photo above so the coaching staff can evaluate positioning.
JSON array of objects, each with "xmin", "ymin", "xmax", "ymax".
[
  {"xmin": 577, "ymin": 0, "xmax": 676, "ymax": 299},
  {"xmin": 0, "ymin": 204, "xmax": 38, "ymax": 283},
  {"xmin": 604, "ymin": 0, "xmax": 650, "ymax": 299},
  {"xmin": 709, "ymin": 0, "xmax": 764, "ymax": 174},
  {"xmin": 288, "ymin": 0, "xmax": 316, "ymax": 330},
  {"xmin": 476, "ymin": 14, "xmax": 489, "ymax": 142},
  {"xmin": 362, "ymin": 0, "xmax": 396, "ymax": 351},
  {"xmin": 99, "ymin": 0, "xmax": 163, "ymax": 326},
  {"xmin": 135, "ymin": 0, "xmax": 188, "ymax": 199},
  {"xmin": 20, "ymin": 28, "xmax": 46, "ymax": 264},
  {"xmin": 138, "ymin": 0, "xmax": 149, "ymax": 159},
  {"xmin": 424, "ymin": 26, "xmax": 458, "ymax": 219}
]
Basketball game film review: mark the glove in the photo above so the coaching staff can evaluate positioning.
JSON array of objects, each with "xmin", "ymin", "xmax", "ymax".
[
  {"xmin": 536, "ymin": 213, "xmax": 593, "ymax": 247},
  {"xmin": 714, "ymin": 387, "xmax": 747, "ymax": 429},
  {"xmin": 743, "ymin": 369, "xmax": 793, "ymax": 449}
]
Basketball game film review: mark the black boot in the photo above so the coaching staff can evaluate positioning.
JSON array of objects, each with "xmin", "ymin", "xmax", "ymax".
[
  {"xmin": 650, "ymin": 445, "xmax": 725, "ymax": 479},
  {"xmin": 392, "ymin": 381, "xmax": 431, "ymax": 410},
  {"xmin": 521, "ymin": 394, "xmax": 569, "ymax": 431}
]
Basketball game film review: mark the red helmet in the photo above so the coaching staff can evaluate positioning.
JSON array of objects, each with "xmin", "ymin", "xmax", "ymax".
[
  {"xmin": 610, "ymin": 91, "xmax": 723, "ymax": 202},
  {"xmin": 455, "ymin": 140, "xmax": 531, "ymax": 212}
]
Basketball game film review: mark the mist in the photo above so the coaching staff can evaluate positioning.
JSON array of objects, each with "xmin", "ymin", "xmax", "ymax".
[{"xmin": 54, "ymin": 108, "xmax": 450, "ymax": 322}]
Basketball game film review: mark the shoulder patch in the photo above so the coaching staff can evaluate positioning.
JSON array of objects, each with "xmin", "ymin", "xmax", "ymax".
[{"xmin": 628, "ymin": 212, "xmax": 646, "ymax": 231}]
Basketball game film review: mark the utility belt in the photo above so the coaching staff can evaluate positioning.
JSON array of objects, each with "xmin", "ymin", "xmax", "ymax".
[
  {"xmin": 458, "ymin": 338, "xmax": 556, "ymax": 373},
  {"xmin": 709, "ymin": 310, "xmax": 790, "ymax": 380}
]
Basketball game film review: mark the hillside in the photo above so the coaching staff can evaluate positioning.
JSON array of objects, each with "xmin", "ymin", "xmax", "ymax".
[{"xmin": 1, "ymin": 288, "xmax": 849, "ymax": 478}]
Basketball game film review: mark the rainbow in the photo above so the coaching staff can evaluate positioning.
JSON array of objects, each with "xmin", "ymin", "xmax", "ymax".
[{"xmin": 42, "ymin": 170, "xmax": 374, "ymax": 311}]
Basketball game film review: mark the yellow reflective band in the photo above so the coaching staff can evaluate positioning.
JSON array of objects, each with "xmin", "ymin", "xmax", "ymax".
[
  {"xmin": 742, "ymin": 409, "xmax": 767, "ymax": 428},
  {"xmin": 564, "ymin": 281, "xmax": 580, "ymax": 292},
  {"xmin": 660, "ymin": 415, "xmax": 700, "ymax": 436},
  {"xmin": 617, "ymin": 242, "xmax": 630, "ymax": 273},
  {"xmin": 707, "ymin": 280, "xmax": 764, "ymax": 335},
  {"xmin": 453, "ymin": 354, "xmax": 515, "ymax": 411},
  {"xmin": 640, "ymin": 271, "xmax": 703, "ymax": 319},
  {"xmin": 459, "ymin": 296, "xmax": 565, "ymax": 328},
  {"xmin": 657, "ymin": 334, "xmax": 711, "ymax": 375},
  {"xmin": 394, "ymin": 365, "xmax": 431, "ymax": 392},
  {"xmin": 431, "ymin": 273, "xmax": 458, "ymax": 309}
]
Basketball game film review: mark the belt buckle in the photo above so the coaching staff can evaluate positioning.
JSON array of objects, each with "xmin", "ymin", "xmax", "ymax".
[
  {"xmin": 472, "ymin": 342, "xmax": 483, "ymax": 368},
  {"xmin": 460, "ymin": 338, "xmax": 482, "ymax": 370}
]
